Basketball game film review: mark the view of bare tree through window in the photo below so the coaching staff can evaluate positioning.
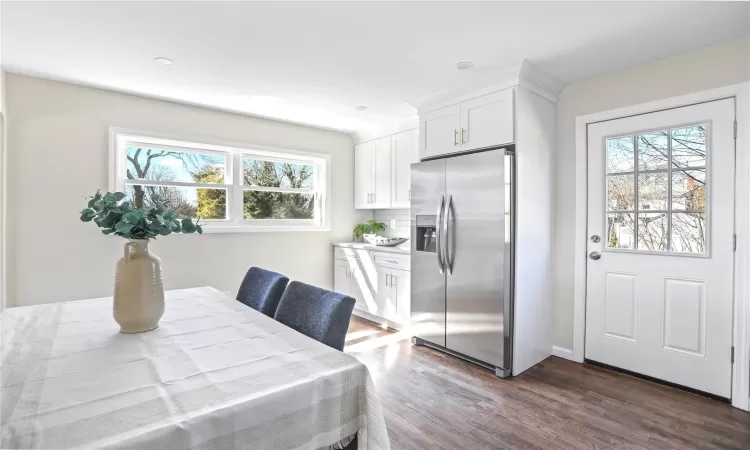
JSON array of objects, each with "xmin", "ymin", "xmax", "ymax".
[
  {"xmin": 123, "ymin": 145, "xmax": 320, "ymax": 224},
  {"xmin": 242, "ymin": 158, "xmax": 316, "ymax": 220},
  {"xmin": 125, "ymin": 147, "xmax": 227, "ymax": 219},
  {"xmin": 606, "ymin": 124, "xmax": 707, "ymax": 253}
]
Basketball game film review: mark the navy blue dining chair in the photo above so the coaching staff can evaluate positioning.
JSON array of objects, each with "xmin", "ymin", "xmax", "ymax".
[
  {"xmin": 274, "ymin": 281, "xmax": 356, "ymax": 351},
  {"xmin": 236, "ymin": 267, "xmax": 289, "ymax": 317}
]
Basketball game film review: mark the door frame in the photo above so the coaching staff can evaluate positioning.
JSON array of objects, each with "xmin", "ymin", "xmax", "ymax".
[{"xmin": 571, "ymin": 83, "xmax": 750, "ymax": 410}]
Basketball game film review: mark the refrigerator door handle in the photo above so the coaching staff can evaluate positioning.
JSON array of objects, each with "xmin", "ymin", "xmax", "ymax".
[
  {"xmin": 436, "ymin": 195, "xmax": 446, "ymax": 274},
  {"xmin": 445, "ymin": 194, "xmax": 454, "ymax": 274}
]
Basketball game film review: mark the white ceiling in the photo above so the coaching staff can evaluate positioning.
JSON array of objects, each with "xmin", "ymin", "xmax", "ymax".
[{"xmin": 2, "ymin": 1, "xmax": 748, "ymax": 136}]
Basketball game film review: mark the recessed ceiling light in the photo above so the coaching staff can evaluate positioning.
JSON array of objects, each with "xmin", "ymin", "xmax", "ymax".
[
  {"xmin": 456, "ymin": 61, "xmax": 474, "ymax": 70},
  {"xmin": 355, "ymin": 105, "xmax": 368, "ymax": 111},
  {"xmin": 154, "ymin": 57, "xmax": 175, "ymax": 65}
]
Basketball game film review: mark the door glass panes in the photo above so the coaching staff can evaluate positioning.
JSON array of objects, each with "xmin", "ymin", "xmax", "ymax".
[
  {"xmin": 637, "ymin": 131, "xmax": 669, "ymax": 171},
  {"xmin": 638, "ymin": 213, "xmax": 668, "ymax": 251},
  {"xmin": 672, "ymin": 125, "xmax": 706, "ymax": 168},
  {"xmin": 607, "ymin": 213, "xmax": 635, "ymax": 250},
  {"xmin": 637, "ymin": 172, "xmax": 668, "ymax": 210},
  {"xmin": 607, "ymin": 174, "xmax": 634, "ymax": 211},
  {"xmin": 605, "ymin": 123, "xmax": 707, "ymax": 254},
  {"xmin": 606, "ymin": 136, "xmax": 635, "ymax": 173}
]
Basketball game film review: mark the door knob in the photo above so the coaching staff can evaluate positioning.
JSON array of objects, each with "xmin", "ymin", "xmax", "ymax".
[
  {"xmin": 589, "ymin": 251, "xmax": 601, "ymax": 260},
  {"xmin": 590, "ymin": 235, "xmax": 601, "ymax": 243}
]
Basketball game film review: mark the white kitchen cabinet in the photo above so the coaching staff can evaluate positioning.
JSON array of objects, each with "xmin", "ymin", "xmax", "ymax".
[
  {"xmin": 354, "ymin": 141, "xmax": 374, "ymax": 209},
  {"xmin": 374, "ymin": 266, "xmax": 410, "ymax": 322},
  {"xmin": 392, "ymin": 268, "xmax": 410, "ymax": 319},
  {"xmin": 354, "ymin": 129, "xmax": 418, "ymax": 210},
  {"xmin": 419, "ymin": 88, "xmax": 514, "ymax": 159},
  {"xmin": 350, "ymin": 265, "xmax": 369, "ymax": 312},
  {"xmin": 334, "ymin": 259, "xmax": 351, "ymax": 297},
  {"xmin": 354, "ymin": 136, "xmax": 391, "ymax": 209},
  {"xmin": 460, "ymin": 90, "xmax": 514, "ymax": 151},
  {"xmin": 420, "ymin": 104, "xmax": 461, "ymax": 160},
  {"xmin": 333, "ymin": 256, "xmax": 371, "ymax": 312},
  {"xmin": 333, "ymin": 245, "xmax": 411, "ymax": 328},
  {"xmin": 375, "ymin": 266, "xmax": 392, "ymax": 316},
  {"xmin": 391, "ymin": 129, "xmax": 419, "ymax": 208},
  {"xmin": 372, "ymin": 137, "xmax": 392, "ymax": 208}
]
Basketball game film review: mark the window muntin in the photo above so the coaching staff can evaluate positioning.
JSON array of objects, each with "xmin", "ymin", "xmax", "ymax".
[
  {"xmin": 605, "ymin": 124, "xmax": 707, "ymax": 254},
  {"xmin": 113, "ymin": 132, "xmax": 328, "ymax": 232}
]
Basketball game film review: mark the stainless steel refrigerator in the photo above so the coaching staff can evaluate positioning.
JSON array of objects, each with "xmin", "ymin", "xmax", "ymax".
[{"xmin": 410, "ymin": 147, "xmax": 514, "ymax": 377}]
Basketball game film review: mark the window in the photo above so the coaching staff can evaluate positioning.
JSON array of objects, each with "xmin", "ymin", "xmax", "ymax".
[
  {"xmin": 605, "ymin": 124, "xmax": 707, "ymax": 254},
  {"xmin": 111, "ymin": 130, "xmax": 330, "ymax": 232}
]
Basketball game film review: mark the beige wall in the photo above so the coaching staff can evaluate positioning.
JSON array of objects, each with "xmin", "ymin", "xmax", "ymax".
[
  {"xmin": 6, "ymin": 74, "xmax": 366, "ymax": 306},
  {"xmin": 554, "ymin": 36, "xmax": 750, "ymax": 349}
]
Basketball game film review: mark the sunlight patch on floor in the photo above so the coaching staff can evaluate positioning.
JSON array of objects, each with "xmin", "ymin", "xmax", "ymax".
[
  {"xmin": 345, "ymin": 329, "xmax": 380, "ymax": 342},
  {"xmin": 344, "ymin": 330, "xmax": 411, "ymax": 353}
]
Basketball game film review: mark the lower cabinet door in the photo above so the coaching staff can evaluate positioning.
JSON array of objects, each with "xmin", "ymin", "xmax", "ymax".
[
  {"xmin": 350, "ymin": 265, "xmax": 374, "ymax": 312},
  {"xmin": 333, "ymin": 260, "xmax": 351, "ymax": 297},
  {"xmin": 374, "ymin": 266, "xmax": 394, "ymax": 316},
  {"xmin": 391, "ymin": 269, "xmax": 411, "ymax": 320}
]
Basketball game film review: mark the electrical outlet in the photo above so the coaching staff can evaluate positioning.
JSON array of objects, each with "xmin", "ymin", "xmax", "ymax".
[{"xmin": 390, "ymin": 219, "xmax": 397, "ymax": 228}]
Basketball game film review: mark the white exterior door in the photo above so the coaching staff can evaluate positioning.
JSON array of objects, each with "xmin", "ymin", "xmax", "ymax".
[{"xmin": 585, "ymin": 98, "xmax": 736, "ymax": 398}]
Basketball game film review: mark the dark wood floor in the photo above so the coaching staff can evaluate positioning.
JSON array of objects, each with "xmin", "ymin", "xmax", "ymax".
[{"xmin": 344, "ymin": 317, "xmax": 750, "ymax": 450}]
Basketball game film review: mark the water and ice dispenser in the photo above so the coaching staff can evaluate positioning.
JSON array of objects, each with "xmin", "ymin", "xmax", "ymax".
[{"xmin": 415, "ymin": 215, "xmax": 437, "ymax": 253}]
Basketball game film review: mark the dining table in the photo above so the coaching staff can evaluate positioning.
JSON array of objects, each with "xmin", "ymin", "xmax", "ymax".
[{"xmin": 0, "ymin": 286, "xmax": 390, "ymax": 450}]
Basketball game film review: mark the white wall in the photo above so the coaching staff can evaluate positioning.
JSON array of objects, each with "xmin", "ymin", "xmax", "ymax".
[
  {"xmin": 554, "ymin": 36, "xmax": 750, "ymax": 349},
  {"xmin": 0, "ymin": 68, "xmax": 6, "ymax": 310},
  {"xmin": 5, "ymin": 74, "xmax": 367, "ymax": 306}
]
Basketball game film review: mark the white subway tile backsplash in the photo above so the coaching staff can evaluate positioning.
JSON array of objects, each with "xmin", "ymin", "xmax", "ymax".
[{"xmin": 374, "ymin": 209, "xmax": 410, "ymax": 238}]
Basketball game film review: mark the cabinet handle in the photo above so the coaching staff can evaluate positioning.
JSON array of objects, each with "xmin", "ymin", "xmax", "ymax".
[
  {"xmin": 383, "ymin": 259, "xmax": 398, "ymax": 264},
  {"xmin": 408, "ymin": 189, "xmax": 411, "ymax": 201},
  {"xmin": 454, "ymin": 129, "xmax": 458, "ymax": 146},
  {"xmin": 461, "ymin": 128, "xmax": 466, "ymax": 144}
]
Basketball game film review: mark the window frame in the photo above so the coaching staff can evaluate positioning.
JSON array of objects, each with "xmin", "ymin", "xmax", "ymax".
[
  {"xmin": 109, "ymin": 128, "xmax": 331, "ymax": 233},
  {"xmin": 601, "ymin": 121, "xmax": 711, "ymax": 257}
]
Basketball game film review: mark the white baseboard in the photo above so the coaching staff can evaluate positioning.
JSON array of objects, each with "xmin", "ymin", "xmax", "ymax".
[{"xmin": 552, "ymin": 346, "xmax": 575, "ymax": 361}]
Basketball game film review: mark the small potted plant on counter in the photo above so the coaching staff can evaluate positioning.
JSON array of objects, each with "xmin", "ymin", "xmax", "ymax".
[{"xmin": 353, "ymin": 220, "xmax": 386, "ymax": 244}]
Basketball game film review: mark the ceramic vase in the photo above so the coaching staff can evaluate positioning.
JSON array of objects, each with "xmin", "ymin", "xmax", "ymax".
[{"xmin": 113, "ymin": 239, "xmax": 165, "ymax": 333}]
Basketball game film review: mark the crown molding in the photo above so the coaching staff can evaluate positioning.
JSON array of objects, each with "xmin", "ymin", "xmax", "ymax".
[
  {"xmin": 350, "ymin": 116, "xmax": 419, "ymax": 144},
  {"xmin": 412, "ymin": 59, "xmax": 566, "ymax": 113}
]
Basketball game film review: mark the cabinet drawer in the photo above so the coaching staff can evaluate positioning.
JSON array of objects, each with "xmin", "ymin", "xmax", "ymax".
[
  {"xmin": 371, "ymin": 251, "xmax": 410, "ymax": 270},
  {"xmin": 334, "ymin": 247, "xmax": 367, "ymax": 261}
]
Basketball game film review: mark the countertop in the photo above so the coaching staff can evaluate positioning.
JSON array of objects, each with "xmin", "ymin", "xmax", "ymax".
[{"xmin": 333, "ymin": 242, "xmax": 410, "ymax": 255}]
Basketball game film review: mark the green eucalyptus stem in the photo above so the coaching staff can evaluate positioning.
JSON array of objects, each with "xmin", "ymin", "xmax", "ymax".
[{"xmin": 80, "ymin": 190, "xmax": 203, "ymax": 239}]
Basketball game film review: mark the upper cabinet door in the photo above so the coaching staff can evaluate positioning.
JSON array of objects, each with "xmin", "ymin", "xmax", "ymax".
[
  {"xmin": 460, "ymin": 89, "xmax": 514, "ymax": 152},
  {"xmin": 354, "ymin": 141, "xmax": 374, "ymax": 209},
  {"xmin": 420, "ymin": 104, "xmax": 461, "ymax": 160},
  {"xmin": 372, "ymin": 136, "xmax": 392, "ymax": 208},
  {"xmin": 391, "ymin": 129, "xmax": 419, "ymax": 208}
]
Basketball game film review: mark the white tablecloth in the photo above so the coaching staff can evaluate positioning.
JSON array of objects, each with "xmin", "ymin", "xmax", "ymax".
[{"xmin": 0, "ymin": 287, "xmax": 390, "ymax": 450}]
